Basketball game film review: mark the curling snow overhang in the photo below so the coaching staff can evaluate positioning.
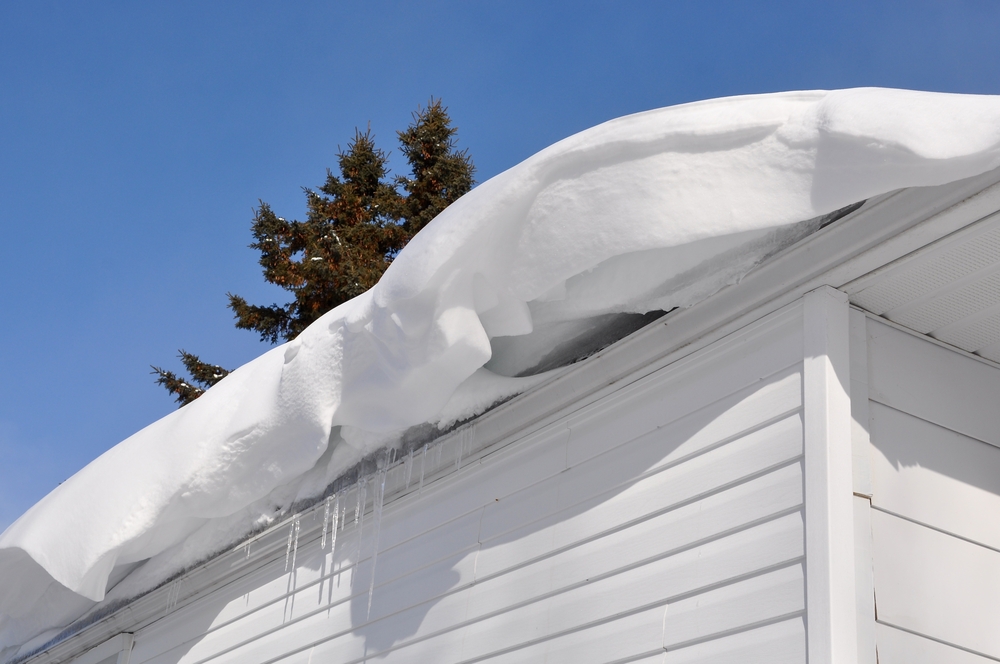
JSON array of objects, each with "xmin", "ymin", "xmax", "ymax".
[{"xmin": 7, "ymin": 88, "xmax": 1000, "ymax": 658}]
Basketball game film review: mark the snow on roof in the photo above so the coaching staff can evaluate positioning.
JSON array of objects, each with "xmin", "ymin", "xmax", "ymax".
[{"xmin": 4, "ymin": 88, "xmax": 1000, "ymax": 653}]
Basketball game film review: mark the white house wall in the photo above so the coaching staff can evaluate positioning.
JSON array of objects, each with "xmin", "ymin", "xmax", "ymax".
[
  {"xmin": 862, "ymin": 317, "xmax": 1000, "ymax": 662},
  {"xmin": 120, "ymin": 305, "xmax": 808, "ymax": 664}
]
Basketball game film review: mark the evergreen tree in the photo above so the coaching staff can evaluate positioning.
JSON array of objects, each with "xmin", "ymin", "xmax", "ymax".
[
  {"xmin": 396, "ymin": 100, "xmax": 476, "ymax": 236},
  {"xmin": 153, "ymin": 99, "xmax": 475, "ymax": 406},
  {"xmin": 227, "ymin": 129, "xmax": 405, "ymax": 344},
  {"xmin": 151, "ymin": 351, "xmax": 231, "ymax": 406}
]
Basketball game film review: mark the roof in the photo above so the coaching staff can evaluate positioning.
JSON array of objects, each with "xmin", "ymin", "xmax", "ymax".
[{"xmin": 6, "ymin": 88, "xmax": 1000, "ymax": 659}]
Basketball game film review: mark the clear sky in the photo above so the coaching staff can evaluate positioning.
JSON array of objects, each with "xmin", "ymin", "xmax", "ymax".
[{"xmin": 2, "ymin": 0, "xmax": 999, "ymax": 531}]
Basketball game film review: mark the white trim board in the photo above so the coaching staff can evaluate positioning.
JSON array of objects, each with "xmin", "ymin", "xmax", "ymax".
[
  {"xmin": 803, "ymin": 287, "xmax": 857, "ymax": 664},
  {"xmin": 68, "ymin": 634, "xmax": 131, "ymax": 664}
]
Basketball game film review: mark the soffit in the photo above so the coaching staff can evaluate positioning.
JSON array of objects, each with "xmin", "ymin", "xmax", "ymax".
[{"xmin": 844, "ymin": 210, "xmax": 1000, "ymax": 364}]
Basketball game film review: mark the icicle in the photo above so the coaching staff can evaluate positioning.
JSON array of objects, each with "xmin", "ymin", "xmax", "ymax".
[
  {"xmin": 356, "ymin": 477, "xmax": 367, "ymax": 567},
  {"xmin": 290, "ymin": 518, "xmax": 301, "ymax": 571},
  {"xmin": 354, "ymin": 477, "xmax": 367, "ymax": 526},
  {"xmin": 321, "ymin": 496, "xmax": 331, "ymax": 549},
  {"xmin": 340, "ymin": 500, "xmax": 347, "ymax": 531},
  {"xmin": 330, "ymin": 493, "xmax": 340, "ymax": 555},
  {"xmin": 244, "ymin": 541, "xmax": 251, "ymax": 560},
  {"xmin": 165, "ymin": 579, "xmax": 182, "ymax": 614},
  {"xmin": 367, "ymin": 465, "xmax": 388, "ymax": 619},
  {"xmin": 418, "ymin": 444, "xmax": 428, "ymax": 492},
  {"xmin": 455, "ymin": 430, "xmax": 464, "ymax": 471},
  {"xmin": 405, "ymin": 448, "xmax": 414, "ymax": 488},
  {"xmin": 284, "ymin": 521, "xmax": 295, "ymax": 571}
]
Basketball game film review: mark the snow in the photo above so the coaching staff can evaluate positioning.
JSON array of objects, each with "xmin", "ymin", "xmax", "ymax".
[{"xmin": 5, "ymin": 88, "xmax": 1000, "ymax": 653}]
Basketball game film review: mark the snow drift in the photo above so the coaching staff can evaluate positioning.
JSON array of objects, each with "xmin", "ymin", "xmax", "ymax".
[{"xmin": 5, "ymin": 88, "xmax": 1000, "ymax": 653}]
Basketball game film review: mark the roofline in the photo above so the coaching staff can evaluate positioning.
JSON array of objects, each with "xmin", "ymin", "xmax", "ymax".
[{"xmin": 17, "ymin": 165, "xmax": 1000, "ymax": 664}]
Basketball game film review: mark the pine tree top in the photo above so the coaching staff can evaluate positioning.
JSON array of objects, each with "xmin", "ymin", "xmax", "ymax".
[
  {"xmin": 229, "ymin": 100, "xmax": 474, "ymax": 345},
  {"xmin": 157, "ymin": 99, "xmax": 475, "ymax": 406}
]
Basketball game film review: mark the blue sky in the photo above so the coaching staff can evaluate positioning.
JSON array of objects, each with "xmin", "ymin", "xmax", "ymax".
[{"xmin": 2, "ymin": 1, "xmax": 999, "ymax": 531}]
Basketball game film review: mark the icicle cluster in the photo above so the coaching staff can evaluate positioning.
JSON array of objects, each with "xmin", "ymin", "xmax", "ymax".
[
  {"xmin": 284, "ymin": 516, "xmax": 300, "ymax": 573},
  {"xmin": 367, "ymin": 455, "xmax": 389, "ymax": 619}
]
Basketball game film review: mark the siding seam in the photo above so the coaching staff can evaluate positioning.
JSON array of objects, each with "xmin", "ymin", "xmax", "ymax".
[
  {"xmin": 145, "ymin": 456, "xmax": 807, "ymax": 664},
  {"xmin": 867, "ymin": 397, "xmax": 1000, "ymax": 451},
  {"xmin": 246, "ymin": 556, "xmax": 807, "ymax": 664},
  {"xmin": 869, "ymin": 505, "xmax": 1000, "ymax": 555},
  {"xmin": 472, "ymin": 456, "xmax": 805, "ymax": 585},
  {"xmin": 862, "ymin": 310, "xmax": 1000, "ymax": 372},
  {"xmin": 367, "ymin": 559, "xmax": 806, "ymax": 664},
  {"xmin": 176, "ymin": 482, "xmax": 804, "ymax": 664},
  {"xmin": 663, "ymin": 611, "xmax": 805, "ymax": 652},
  {"xmin": 876, "ymin": 621, "xmax": 1000, "ymax": 662}
]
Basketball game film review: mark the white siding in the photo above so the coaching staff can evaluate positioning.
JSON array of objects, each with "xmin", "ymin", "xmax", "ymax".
[
  {"xmin": 864, "ymin": 318, "xmax": 1000, "ymax": 662},
  {"xmin": 125, "ymin": 306, "xmax": 807, "ymax": 664},
  {"xmin": 802, "ymin": 286, "xmax": 856, "ymax": 664},
  {"xmin": 874, "ymin": 624, "xmax": 997, "ymax": 664}
]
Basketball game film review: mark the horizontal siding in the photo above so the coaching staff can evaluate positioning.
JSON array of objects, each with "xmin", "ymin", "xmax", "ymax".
[
  {"xmin": 344, "ymin": 519, "xmax": 803, "ymax": 664},
  {"xmin": 130, "ymin": 307, "xmax": 805, "ymax": 664},
  {"xmin": 875, "ymin": 624, "xmax": 997, "ymax": 664},
  {"xmin": 481, "ymin": 605, "xmax": 667, "ymax": 664},
  {"xmin": 869, "ymin": 402, "xmax": 1000, "ymax": 550},
  {"xmin": 866, "ymin": 317, "xmax": 1000, "ymax": 661},
  {"xmin": 871, "ymin": 510, "xmax": 1000, "ymax": 660},
  {"xmin": 868, "ymin": 318, "xmax": 1000, "ymax": 448},
  {"xmin": 666, "ymin": 616, "xmax": 805, "ymax": 664}
]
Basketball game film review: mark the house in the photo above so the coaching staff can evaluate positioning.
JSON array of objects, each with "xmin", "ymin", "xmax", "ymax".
[{"xmin": 5, "ymin": 90, "xmax": 1000, "ymax": 664}]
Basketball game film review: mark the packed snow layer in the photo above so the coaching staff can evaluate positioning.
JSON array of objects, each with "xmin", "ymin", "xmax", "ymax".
[{"xmin": 5, "ymin": 88, "xmax": 1000, "ymax": 652}]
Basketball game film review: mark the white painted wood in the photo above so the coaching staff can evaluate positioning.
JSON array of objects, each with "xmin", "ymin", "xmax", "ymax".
[
  {"xmin": 871, "ymin": 510, "xmax": 1000, "ymax": 659},
  {"xmin": 215, "ymin": 507, "xmax": 803, "ymax": 664},
  {"xmin": 565, "ymin": 311, "xmax": 802, "ymax": 469},
  {"xmin": 852, "ymin": 496, "xmax": 876, "ymax": 664},
  {"xmin": 352, "ymin": 541, "xmax": 803, "ymax": 664},
  {"xmin": 476, "ymin": 460, "xmax": 803, "ymax": 583},
  {"xmin": 848, "ymin": 307, "xmax": 872, "ymax": 497},
  {"xmin": 478, "ymin": 409, "xmax": 803, "ymax": 559},
  {"xmin": 868, "ymin": 402, "xmax": 1000, "ymax": 551},
  {"xmin": 471, "ymin": 605, "xmax": 667, "ymax": 664},
  {"xmin": 116, "ymin": 634, "xmax": 135, "ymax": 664},
  {"xmin": 566, "ymin": 362, "xmax": 802, "ymax": 484},
  {"xmin": 849, "ymin": 308, "xmax": 877, "ymax": 664},
  {"xmin": 874, "ymin": 623, "xmax": 997, "ymax": 664},
  {"xmin": 70, "ymin": 635, "xmax": 131, "ymax": 664},
  {"xmin": 158, "ymin": 402, "xmax": 801, "ymax": 656},
  {"xmin": 867, "ymin": 317, "xmax": 1000, "ymax": 449},
  {"xmin": 150, "ymin": 551, "xmax": 479, "ymax": 664},
  {"xmin": 292, "ymin": 529, "xmax": 803, "ymax": 662},
  {"xmin": 665, "ymin": 617, "xmax": 805, "ymax": 664},
  {"xmin": 116, "ymin": 634, "xmax": 133, "ymax": 664},
  {"xmin": 849, "ymin": 211, "xmax": 1000, "ymax": 322},
  {"xmin": 862, "ymin": 306, "xmax": 1000, "ymax": 662},
  {"xmin": 118, "ymin": 302, "xmax": 807, "ymax": 664},
  {"xmin": 662, "ymin": 564, "xmax": 804, "ymax": 650},
  {"xmin": 470, "ymin": 514, "xmax": 804, "ymax": 630},
  {"xmin": 841, "ymin": 170, "xmax": 1000, "ymax": 296},
  {"xmin": 802, "ymin": 286, "xmax": 856, "ymax": 664}
]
